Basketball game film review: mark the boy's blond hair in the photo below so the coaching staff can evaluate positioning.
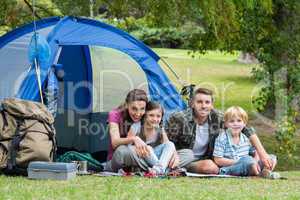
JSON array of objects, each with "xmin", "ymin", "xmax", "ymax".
[{"xmin": 224, "ymin": 106, "xmax": 248, "ymax": 124}]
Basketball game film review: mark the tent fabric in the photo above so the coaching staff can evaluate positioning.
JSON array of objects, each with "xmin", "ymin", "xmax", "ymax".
[
  {"xmin": 0, "ymin": 17, "xmax": 59, "ymax": 101},
  {"xmin": 0, "ymin": 16, "xmax": 186, "ymax": 153},
  {"xmin": 0, "ymin": 17, "xmax": 60, "ymax": 49},
  {"xmin": 0, "ymin": 16, "xmax": 186, "ymax": 113}
]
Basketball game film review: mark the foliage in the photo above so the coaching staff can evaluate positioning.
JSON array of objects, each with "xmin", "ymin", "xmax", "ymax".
[
  {"xmin": 101, "ymin": 17, "xmax": 204, "ymax": 48},
  {"xmin": 0, "ymin": 0, "xmax": 61, "ymax": 36},
  {"xmin": 0, "ymin": 0, "xmax": 105, "ymax": 36},
  {"xmin": 275, "ymin": 113, "xmax": 297, "ymax": 158},
  {"xmin": 251, "ymin": 87, "xmax": 273, "ymax": 113},
  {"xmin": 52, "ymin": 0, "xmax": 104, "ymax": 17}
]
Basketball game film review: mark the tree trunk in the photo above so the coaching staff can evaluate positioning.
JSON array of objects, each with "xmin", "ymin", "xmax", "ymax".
[{"xmin": 237, "ymin": 52, "xmax": 259, "ymax": 64}]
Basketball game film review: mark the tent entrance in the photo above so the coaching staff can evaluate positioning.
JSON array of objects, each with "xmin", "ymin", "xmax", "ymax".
[
  {"xmin": 55, "ymin": 45, "xmax": 149, "ymax": 113},
  {"xmin": 54, "ymin": 45, "xmax": 149, "ymax": 158},
  {"xmin": 56, "ymin": 45, "xmax": 93, "ymax": 113}
]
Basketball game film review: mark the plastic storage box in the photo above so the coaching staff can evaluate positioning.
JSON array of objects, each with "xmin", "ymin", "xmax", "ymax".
[{"xmin": 28, "ymin": 161, "xmax": 77, "ymax": 180}]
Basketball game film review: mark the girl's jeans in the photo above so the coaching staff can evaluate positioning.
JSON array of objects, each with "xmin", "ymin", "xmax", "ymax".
[{"xmin": 144, "ymin": 141, "xmax": 175, "ymax": 172}]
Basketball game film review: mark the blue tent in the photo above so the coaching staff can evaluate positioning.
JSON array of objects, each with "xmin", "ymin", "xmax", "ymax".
[{"xmin": 0, "ymin": 16, "xmax": 186, "ymax": 159}]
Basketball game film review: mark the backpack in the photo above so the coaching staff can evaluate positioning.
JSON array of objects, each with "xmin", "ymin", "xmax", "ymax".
[{"xmin": 0, "ymin": 98, "xmax": 56, "ymax": 175}]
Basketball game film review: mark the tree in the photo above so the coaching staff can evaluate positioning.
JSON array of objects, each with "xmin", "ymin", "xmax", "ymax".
[{"xmin": 53, "ymin": 0, "xmax": 105, "ymax": 17}]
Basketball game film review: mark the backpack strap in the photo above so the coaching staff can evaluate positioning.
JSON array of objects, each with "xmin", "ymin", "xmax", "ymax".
[
  {"xmin": 2, "ymin": 120, "xmax": 27, "ymax": 176},
  {"xmin": 0, "ymin": 111, "xmax": 8, "ymax": 131},
  {"xmin": 49, "ymin": 124, "xmax": 57, "ymax": 161},
  {"xmin": 6, "ymin": 120, "xmax": 22, "ymax": 171}
]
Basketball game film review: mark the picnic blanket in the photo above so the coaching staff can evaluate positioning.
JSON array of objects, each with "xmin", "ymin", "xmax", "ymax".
[
  {"xmin": 95, "ymin": 169, "xmax": 240, "ymax": 178},
  {"xmin": 95, "ymin": 170, "xmax": 286, "ymax": 179},
  {"xmin": 185, "ymin": 172, "xmax": 242, "ymax": 178}
]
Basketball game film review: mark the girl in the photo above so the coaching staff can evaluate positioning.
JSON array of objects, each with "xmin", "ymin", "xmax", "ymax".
[{"xmin": 128, "ymin": 101, "xmax": 176, "ymax": 175}]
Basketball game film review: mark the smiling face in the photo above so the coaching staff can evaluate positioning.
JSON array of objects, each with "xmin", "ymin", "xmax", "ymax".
[
  {"xmin": 191, "ymin": 93, "xmax": 214, "ymax": 120},
  {"xmin": 225, "ymin": 116, "xmax": 246, "ymax": 135},
  {"xmin": 127, "ymin": 100, "xmax": 147, "ymax": 122},
  {"xmin": 144, "ymin": 108, "xmax": 163, "ymax": 128},
  {"xmin": 224, "ymin": 106, "xmax": 248, "ymax": 135}
]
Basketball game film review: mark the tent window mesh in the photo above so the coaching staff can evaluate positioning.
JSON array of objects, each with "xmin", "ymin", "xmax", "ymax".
[{"xmin": 90, "ymin": 46, "xmax": 148, "ymax": 112}]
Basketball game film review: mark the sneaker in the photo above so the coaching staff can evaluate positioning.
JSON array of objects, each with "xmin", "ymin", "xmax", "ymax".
[
  {"xmin": 149, "ymin": 165, "xmax": 165, "ymax": 175},
  {"xmin": 167, "ymin": 167, "xmax": 187, "ymax": 177},
  {"xmin": 118, "ymin": 168, "xmax": 134, "ymax": 176},
  {"xmin": 144, "ymin": 171, "xmax": 158, "ymax": 178},
  {"xmin": 260, "ymin": 168, "xmax": 281, "ymax": 179}
]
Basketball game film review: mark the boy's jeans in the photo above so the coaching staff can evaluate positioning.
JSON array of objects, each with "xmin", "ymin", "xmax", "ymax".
[
  {"xmin": 144, "ymin": 141, "xmax": 175, "ymax": 172},
  {"xmin": 219, "ymin": 155, "xmax": 277, "ymax": 176}
]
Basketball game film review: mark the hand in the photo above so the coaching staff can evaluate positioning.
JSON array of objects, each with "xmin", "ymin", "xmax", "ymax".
[
  {"xmin": 133, "ymin": 137, "xmax": 149, "ymax": 158},
  {"xmin": 168, "ymin": 151, "xmax": 180, "ymax": 169},
  {"xmin": 260, "ymin": 154, "xmax": 273, "ymax": 170},
  {"xmin": 127, "ymin": 131, "xmax": 135, "ymax": 138},
  {"xmin": 127, "ymin": 134, "xmax": 135, "ymax": 143}
]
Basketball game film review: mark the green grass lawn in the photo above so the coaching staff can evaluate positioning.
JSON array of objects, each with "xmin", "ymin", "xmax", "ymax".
[
  {"xmin": 1, "ymin": 171, "xmax": 299, "ymax": 200},
  {"xmin": 1, "ymin": 48, "xmax": 299, "ymax": 199}
]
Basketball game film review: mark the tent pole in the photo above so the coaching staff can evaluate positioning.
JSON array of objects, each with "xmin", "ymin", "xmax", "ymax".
[
  {"xmin": 34, "ymin": 58, "xmax": 44, "ymax": 104},
  {"xmin": 160, "ymin": 56, "xmax": 186, "ymax": 86},
  {"xmin": 53, "ymin": 46, "xmax": 62, "ymax": 64},
  {"xmin": 31, "ymin": 0, "xmax": 44, "ymax": 104}
]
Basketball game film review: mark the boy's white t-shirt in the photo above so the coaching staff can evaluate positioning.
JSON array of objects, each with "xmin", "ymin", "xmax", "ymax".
[{"xmin": 192, "ymin": 122, "xmax": 209, "ymax": 157}]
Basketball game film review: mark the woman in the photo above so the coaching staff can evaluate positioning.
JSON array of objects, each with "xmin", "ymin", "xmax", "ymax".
[{"xmin": 105, "ymin": 89, "xmax": 150, "ymax": 171}]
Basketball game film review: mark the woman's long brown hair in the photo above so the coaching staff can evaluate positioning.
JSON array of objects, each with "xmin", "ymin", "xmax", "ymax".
[{"xmin": 118, "ymin": 89, "xmax": 148, "ymax": 136}]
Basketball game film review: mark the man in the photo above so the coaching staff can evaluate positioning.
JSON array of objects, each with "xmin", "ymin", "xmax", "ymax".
[{"xmin": 165, "ymin": 87, "xmax": 275, "ymax": 174}]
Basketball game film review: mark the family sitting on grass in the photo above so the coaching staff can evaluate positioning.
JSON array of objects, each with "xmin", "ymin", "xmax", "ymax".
[{"xmin": 104, "ymin": 88, "xmax": 278, "ymax": 178}]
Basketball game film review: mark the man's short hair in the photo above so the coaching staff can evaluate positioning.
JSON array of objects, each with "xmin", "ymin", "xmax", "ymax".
[{"xmin": 192, "ymin": 88, "xmax": 214, "ymax": 102}]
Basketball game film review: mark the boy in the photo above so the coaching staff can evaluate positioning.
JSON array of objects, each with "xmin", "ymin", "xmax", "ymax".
[{"xmin": 213, "ymin": 106, "xmax": 278, "ymax": 177}]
